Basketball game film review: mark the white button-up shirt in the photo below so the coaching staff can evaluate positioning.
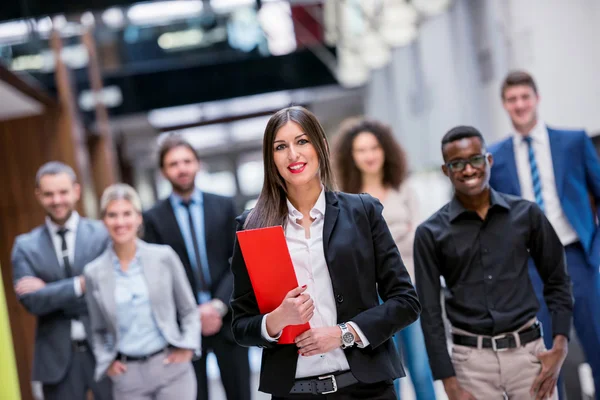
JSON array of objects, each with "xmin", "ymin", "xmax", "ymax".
[
  {"xmin": 260, "ymin": 188, "xmax": 369, "ymax": 378},
  {"xmin": 512, "ymin": 122, "xmax": 579, "ymax": 245},
  {"xmin": 45, "ymin": 211, "xmax": 86, "ymax": 340}
]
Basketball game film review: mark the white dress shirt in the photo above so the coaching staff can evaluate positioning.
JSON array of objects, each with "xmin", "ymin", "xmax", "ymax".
[
  {"xmin": 260, "ymin": 188, "xmax": 369, "ymax": 378},
  {"xmin": 45, "ymin": 211, "xmax": 86, "ymax": 340},
  {"xmin": 512, "ymin": 122, "xmax": 579, "ymax": 245}
]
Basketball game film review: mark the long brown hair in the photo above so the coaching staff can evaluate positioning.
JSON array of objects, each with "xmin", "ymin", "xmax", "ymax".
[
  {"xmin": 334, "ymin": 118, "xmax": 408, "ymax": 194},
  {"xmin": 244, "ymin": 106, "xmax": 336, "ymax": 229}
]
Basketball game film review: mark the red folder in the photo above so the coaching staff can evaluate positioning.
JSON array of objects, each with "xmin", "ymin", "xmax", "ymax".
[{"xmin": 236, "ymin": 226, "xmax": 310, "ymax": 344}]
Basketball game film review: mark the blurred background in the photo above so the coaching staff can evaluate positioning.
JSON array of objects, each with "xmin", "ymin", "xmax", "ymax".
[{"xmin": 0, "ymin": 0, "xmax": 599, "ymax": 399}]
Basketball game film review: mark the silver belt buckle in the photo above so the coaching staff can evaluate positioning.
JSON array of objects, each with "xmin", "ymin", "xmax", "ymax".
[
  {"xmin": 491, "ymin": 334, "xmax": 509, "ymax": 352},
  {"xmin": 318, "ymin": 374, "xmax": 338, "ymax": 394}
]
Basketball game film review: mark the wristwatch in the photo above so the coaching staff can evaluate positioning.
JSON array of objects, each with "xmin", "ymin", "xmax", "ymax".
[{"xmin": 338, "ymin": 322, "xmax": 355, "ymax": 349}]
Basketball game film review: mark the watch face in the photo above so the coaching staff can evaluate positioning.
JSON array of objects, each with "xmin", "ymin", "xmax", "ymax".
[{"xmin": 343, "ymin": 332, "xmax": 354, "ymax": 343}]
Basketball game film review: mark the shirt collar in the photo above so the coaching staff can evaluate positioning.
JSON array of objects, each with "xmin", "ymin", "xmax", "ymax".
[
  {"xmin": 448, "ymin": 188, "xmax": 510, "ymax": 222},
  {"xmin": 286, "ymin": 186, "xmax": 326, "ymax": 221},
  {"xmin": 45, "ymin": 211, "xmax": 80, "ymax": 235},
  {"xmin": 513, "ymin": 121, "xmax": 547, "ymax": 145},
  {"xmin": 109, "ymin": 245, "xmax": 142, "ymax": 271},
  {"xmin": 170, "ymin": 187, "xmax": 203, "ymax": 207}
]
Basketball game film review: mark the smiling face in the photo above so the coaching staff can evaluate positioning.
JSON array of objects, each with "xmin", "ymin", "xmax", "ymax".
[
  {"xmin": 442, "ymin": 137, "xmax": 493, "ymax": 197},
  {"xmin": 272, "ymin": 121, "xmax": 321, "ymax": 190},
  {"xmin": 502, "ymin": 84, "xmax": 539, "ymax": 133},
  {"xmin": 35, "ymin": 173, "xmax": 81, "ymax": 225},
  {"xmin": 351, "ymin": 131, "xmax": 385, "ymax": 176},
  {"xmin": 103, "ymin": 199, "xmax": 142, "ymax": 245}
]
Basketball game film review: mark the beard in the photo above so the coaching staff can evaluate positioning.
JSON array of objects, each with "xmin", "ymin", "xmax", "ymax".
[
  {"xmin": 47, "ymin": 207, "xmax": 74, "ymax": 225},
  {"xmin": 171, "ymin": 180, "xmax": 195, "ymax": 195}
]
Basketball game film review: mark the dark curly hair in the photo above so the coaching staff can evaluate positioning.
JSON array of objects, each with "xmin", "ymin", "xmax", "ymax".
[{"xmin": 334, "ymin": 118, "xmax": 408, "ymax": 194}]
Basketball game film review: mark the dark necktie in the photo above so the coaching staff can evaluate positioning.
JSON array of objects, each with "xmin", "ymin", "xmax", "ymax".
[
  {"xmin": 181, "ymin": 201, "xmax": 208, "ymax": 293},
  {"xmin": 524, "ymin": 136, "xmax": 545, "ymax": 212},
  {"xmin": 56, "ymin": 228, "xmax": 74, "ymax": 277}
]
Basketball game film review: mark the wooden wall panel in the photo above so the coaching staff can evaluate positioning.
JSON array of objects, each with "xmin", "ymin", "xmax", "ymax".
[
  {"xmin": 0, "ymin": 114, "xmax": 56, "ymax": 400},
  {"xmin": 0, "ymin": 31, "xmax": 118, "ymax": 400}
]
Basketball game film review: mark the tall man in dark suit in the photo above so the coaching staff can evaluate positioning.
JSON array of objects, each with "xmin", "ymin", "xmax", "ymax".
[
  {"xmin": 489, "ymin": 70, "xmax": 600, "ymax": 398},
  {"xmin": 143, "ymin": 135, "xmax": 251, "ymax": 400},
  {"xmin": 11, "ymin": 161, "xmax": 112, "ymax": 400}
]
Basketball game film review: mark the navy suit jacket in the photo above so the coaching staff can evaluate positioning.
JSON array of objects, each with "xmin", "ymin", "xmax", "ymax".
[
  {"xmin": 143, "ymin": 192, "xmax": 238, "ymax": 344},
  {"xmin": 489, "ymin": 127, "xmax": 600, "ymax": 267}
]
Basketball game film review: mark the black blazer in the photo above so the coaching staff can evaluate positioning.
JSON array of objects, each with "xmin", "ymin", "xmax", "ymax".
[
  {"xmin": 143, "ymin": 192, "xmax": 237, "ymax": 340},
  {"xmin": 230, "ymin": 191, "xmax": 421, "ymax": 396}
]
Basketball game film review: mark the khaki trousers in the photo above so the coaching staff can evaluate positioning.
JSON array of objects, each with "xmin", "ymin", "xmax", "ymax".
[{"xmin": 451, "ymin": 321, "xmax": 558, "ymax": 400}]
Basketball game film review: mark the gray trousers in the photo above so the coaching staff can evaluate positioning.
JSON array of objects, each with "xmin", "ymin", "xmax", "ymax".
[
  {"xmin": 43, "ymin": 345, "xmax": 112, "ymax": 400},
  {"xmin": 110, "ymin": 351, "xmax": 196, "ymax": 400}
]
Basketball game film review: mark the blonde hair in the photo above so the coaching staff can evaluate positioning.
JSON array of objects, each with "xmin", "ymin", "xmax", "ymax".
[{"xmin": 100, "ymin": 183, "xmax": 143, "ymax": 217}]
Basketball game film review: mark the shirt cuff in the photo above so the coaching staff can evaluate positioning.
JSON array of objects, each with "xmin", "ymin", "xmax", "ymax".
[
  {"xmin": 347, "ymin": 322, "xmax": 370, "ymax": 348},
  {"xmin": 261, "ymin": 314, "xmax": 282, "ymax": 342},
  {"xmin": 73, "ymin": 277, "xmax": 83, "ymax": 297},
  {"xmin": 551, "ymin": 312, "xmax": 572, "ymax": 341}
]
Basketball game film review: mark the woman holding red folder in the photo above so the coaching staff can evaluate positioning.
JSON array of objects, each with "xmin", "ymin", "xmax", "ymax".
[{"xmin": 230, "ymin": 106, "xmax": 421, "ymax": 399}]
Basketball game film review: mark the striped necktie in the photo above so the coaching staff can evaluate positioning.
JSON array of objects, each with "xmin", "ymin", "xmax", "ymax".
[{"xmin": 524, "ymin": 136, "xmax": 545, "ymax": 212}]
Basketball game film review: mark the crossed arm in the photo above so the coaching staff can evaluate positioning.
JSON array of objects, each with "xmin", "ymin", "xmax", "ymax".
[{"xmin": 11, "ymin": 242, "xmax": 85, "ymax": 316}]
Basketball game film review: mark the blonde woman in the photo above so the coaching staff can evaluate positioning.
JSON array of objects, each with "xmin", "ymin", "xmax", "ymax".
[{"xmin": 84, "ymin": 184, "xmax": 200, "ymax": 400}]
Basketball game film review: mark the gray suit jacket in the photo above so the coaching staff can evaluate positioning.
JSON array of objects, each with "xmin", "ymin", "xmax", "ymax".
[
  {"xmin": 11, "ymin": 218, "xmax": 109, "ymax": 384},
  {"xmin": 84, "ymin": 240, "xmax": 200, "ymax": 381}
]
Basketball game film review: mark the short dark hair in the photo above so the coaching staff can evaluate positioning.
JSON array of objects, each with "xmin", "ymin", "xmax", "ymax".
[
  {"xmin": 157, "ymin": 134, "xmax": 199, "ymax": 168},
  {"xmin": 35, "ymin": 161, "xmax": 77, "ymax": 188},
  {"xmin": 501, "ymin": 70, "xmax": 538, "ymax": 99},
  {"xmin": 441, "ymin": 126, "xmax": 486, "ymax": 155}
]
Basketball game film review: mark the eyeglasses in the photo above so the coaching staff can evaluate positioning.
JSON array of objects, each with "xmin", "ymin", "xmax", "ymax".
[{"xmin": 446, "ymin": 154, "xmax": 487, "ymax": 172}]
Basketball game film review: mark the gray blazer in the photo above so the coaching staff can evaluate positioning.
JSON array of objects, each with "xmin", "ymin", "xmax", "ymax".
[
  {"xmin": 11, "ymin": 218, "xmax": 109, "ymax": 384},
  {"xmin": 84, "ymin": 240, "xmax": 200, "ymax": 381}
]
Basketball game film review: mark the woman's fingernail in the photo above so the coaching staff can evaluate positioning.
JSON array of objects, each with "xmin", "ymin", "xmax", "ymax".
[{"xmin": 302, "ymin": 285, "xmax": 307, "ymax": 288}]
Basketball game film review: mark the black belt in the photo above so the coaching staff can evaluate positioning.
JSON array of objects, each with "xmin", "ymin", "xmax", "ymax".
[
  {"xmin": 290, "ymin": 371, "xmax": 358, "ymax": 395},
  {"xmin": 72, "ymin": 340, "xmax": 89, "ymax": 352},
  {"xmin": 116, "ymin": 347, "xmax": 167, "ymax": 363},
  {"xmin": 452, "ymin": 321, "xmax": 542, "ymax": 351}
]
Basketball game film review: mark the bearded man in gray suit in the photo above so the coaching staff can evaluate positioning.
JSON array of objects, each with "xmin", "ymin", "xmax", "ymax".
[{"xmin": 11, "ymin": 161, "xmax": 112, "ymax": 400}]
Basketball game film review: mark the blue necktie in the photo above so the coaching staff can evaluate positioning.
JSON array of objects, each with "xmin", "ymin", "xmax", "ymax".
[
  {"xmin": 524, "ymin": 136, "xmax": 545, "ymax": 212},
  {"xmin": 181, "ymin": 200, "xmax": 208, "ymax": 293}
]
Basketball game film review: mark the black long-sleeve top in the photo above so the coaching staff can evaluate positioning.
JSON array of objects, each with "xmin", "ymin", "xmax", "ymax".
[{"xmin": 414, "ymin": 189, "xmax": 573, "ymax": 380}]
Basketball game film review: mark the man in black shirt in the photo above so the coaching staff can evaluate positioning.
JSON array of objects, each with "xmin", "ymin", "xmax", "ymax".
[{"xmin": 414, "ymin": 126, "xmax": 573, "ymax": 400}]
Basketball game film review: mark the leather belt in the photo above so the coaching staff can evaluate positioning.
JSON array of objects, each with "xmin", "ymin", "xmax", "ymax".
[
  {"xmin": 453, "ymin": 321, "xmax": 542, "ymax": 351},
  {"xmin": 117, "ymin": 347, "xmax": 167, "ymax": 363},
  {"xmin": 290, "ymin": 371, "xmax": 358, "ymax": 395}
]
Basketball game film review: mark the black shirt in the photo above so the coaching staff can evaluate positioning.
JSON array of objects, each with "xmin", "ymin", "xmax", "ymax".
[{"xmin": 414, "ymin": 189, "xmax": 573, "ymax": 380}]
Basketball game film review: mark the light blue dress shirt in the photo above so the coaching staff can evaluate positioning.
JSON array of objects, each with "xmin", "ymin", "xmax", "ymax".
[
  {"xmin": 112, "ymin": 249, "xmax": 168, "ymax": 356},
  {"xmin": 169, "ymin": 189, "xmax": 212, "ymax": 304}
]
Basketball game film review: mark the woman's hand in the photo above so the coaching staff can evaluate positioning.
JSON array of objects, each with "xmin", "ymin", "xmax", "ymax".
[
  {"xmin": 164, "ymin": 348, "xmax": 194, "ymax": 364},
  {"xmin": 266, "ymin": 285, "xmax": 314, "ymax": 337},
  {"xmin": 107, "ymin": 360, "xmax": 127, "ymax": 377},
  {"xmin": 295, "ymin": 327, "xmax": 342, "ymax": 357}
]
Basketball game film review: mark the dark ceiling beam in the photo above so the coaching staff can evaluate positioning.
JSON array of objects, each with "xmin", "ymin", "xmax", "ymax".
[{"xmin": 0, "ymin": 64, "xmax": 56, "ymax": 107}]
